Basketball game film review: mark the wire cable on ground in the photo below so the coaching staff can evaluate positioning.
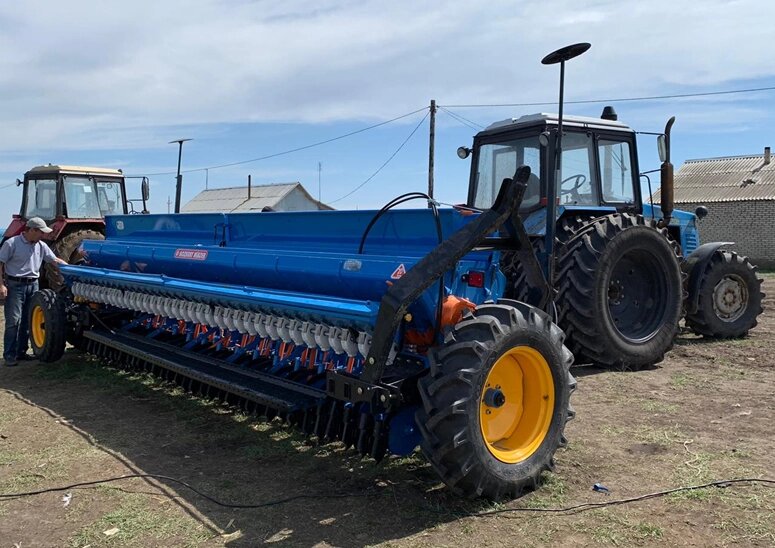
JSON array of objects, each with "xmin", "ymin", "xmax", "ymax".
[
  {"xmin": 441, "ymin": 85, "xmax": 775, "ymax": 108},
  {"xmin": 1, "ymin": 475, "xmax": 771, "ymax": 515},
  {"xmin": 130, "ymin": 106, "xmax": 429, "ymax": 177},
  {"xmin": 0, "ymin": 473, "xmax": 374, "ymax": 509},
  {"xmin": 328, "ymin": 110, "xmax": 430, "ymax": 204}
]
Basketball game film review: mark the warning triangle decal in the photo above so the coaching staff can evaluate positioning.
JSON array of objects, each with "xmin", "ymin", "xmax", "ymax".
[{"xmin": 390, "ymin": 263, "xmax": 407, "ymax": 280}]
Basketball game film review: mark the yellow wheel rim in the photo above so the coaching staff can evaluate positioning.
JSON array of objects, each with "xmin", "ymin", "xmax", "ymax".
[
  {"xmin": 31, "ymin": 305, "xmax": 46, "ymax": 349},
  {"xmin": 479, "ymin": 346, "xmax": 555, "ymax": 463}
]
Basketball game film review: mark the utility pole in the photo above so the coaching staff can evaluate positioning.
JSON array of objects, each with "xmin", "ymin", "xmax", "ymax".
[
  {"xmin": 169, "ymin": 138, "xmax": 192, "ymax": 213},
  {"xmin": 427, "ymin": 99, "xmax": 436, "ymax": 202},
  {"xmin": 167, "ymin": 195, "xmax": 171, "ymax": 214},
  {"xmin": 205, "ymin": 168, "xmax": 209, "ymax": 190},
  {"xmin": 318, "ymin": 162, "xmax": 322, "ymax": 203}
]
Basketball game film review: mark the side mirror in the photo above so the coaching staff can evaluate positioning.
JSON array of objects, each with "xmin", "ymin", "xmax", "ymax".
[
  {"xmin": 695, "ymin": 205, "xmax": 708, "ymax": 219},
  {"xmin": 657, "ymin": 135, "xmax": 667, "ymax": 163},
  {"xmin": 457, "ymin": 146, "xmax": 471, "ymax": 159},
  {"xmin": 141, "ymin": 179, "xmax": 150, "ymax": 201},
  {"xmin": 15, "ymin": 178, "xmax": 22, "ymax": 186}
]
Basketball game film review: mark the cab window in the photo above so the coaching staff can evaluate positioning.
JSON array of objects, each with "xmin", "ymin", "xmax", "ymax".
[
  {"xmin": 559, "ymin": 132, "xmax": 598, "ymax": 206},
  {"xmin": 473, "ymin": 135, "xmax": 541, "ymax": 210},
  {"xmin": 96, "ymin": 181, "xmax": 124, "ymax": 215},
  {"xmin": 24, "ymin": 179, "xmax": 57, "ymax": 220},
  {"xmin": 63, "ymin": 177, "xmax": 102, "ymax": 219},
  {"xmin": 598, "ymin": 140, "xmax": 634, "ymax": 203}
]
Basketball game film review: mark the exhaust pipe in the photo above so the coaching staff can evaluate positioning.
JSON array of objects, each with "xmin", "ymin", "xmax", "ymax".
[{"xmin": 659, "ymin": 117, "xmax": 676, "ymax": 228}]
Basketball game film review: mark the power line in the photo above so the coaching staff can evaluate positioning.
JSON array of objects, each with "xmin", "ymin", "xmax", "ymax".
[
  {"xmin": 328, "ymin": 110, "xmax": 430, "ymax": 204},
  {"xmin": 129, "ymin": 106, "xmax": 429, "ymax": 177},
  {"xmin": 440, "ymin": 85, "xmax": 775, "ymax": 108},
  {"xmin": 438, "ymin": 106, "xmax": 484, "ymax": 130}
]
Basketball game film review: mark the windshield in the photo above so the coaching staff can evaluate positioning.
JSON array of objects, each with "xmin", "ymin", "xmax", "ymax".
[
  {"xmin": 64, "ymin": 176, "xmax": 124, "ymax": 218},
  {"xmin": 24, "ymin": 178, "xmax": 58, "ymax": 220},
  {"xmin": 472, "ymin": 135, "xmax": 541, "ymax": 210}
]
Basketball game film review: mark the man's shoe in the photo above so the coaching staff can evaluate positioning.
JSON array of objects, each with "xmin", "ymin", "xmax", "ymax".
[
  {"xmin": 16, "ymin": 354, "xmax": 37, "ymax": 362},
  {"xmin": 4, "ymin": 360, "xmax": 18, "ymax": 367}
]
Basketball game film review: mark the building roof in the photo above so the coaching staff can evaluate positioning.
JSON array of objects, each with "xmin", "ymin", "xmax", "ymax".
[
  {"xmin": 182, "ymin": 182, "xmax": 333, "ymax": 213},
  {"xmin": 653, "ymin": 152, "xmax": 775, "ymax": 204}
]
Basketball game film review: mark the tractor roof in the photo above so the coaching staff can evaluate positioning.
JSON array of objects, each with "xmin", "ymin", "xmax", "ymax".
[
  {"xmin": 479, "ymin": 113, "xmax": 632, "ymax": 137},
  {"xmin": 25, "ymin": 165, "xmax": 123, "ymax": 177}
]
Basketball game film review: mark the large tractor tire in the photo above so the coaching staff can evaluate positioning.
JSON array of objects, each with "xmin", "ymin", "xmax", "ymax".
[
  {"xmin": 29, "ymin": 289, "xmax": 67, "ymax": 362},
  {"xmin": 501, "ymin": 214, "xmax": 597, "ymax": 304},
  {"xmin": 555, "ymin": 213, "xmax": 682, "ymax": 370},
  {"xmin": 685, "ymin": 250, "xmax": 764, "ymax": 338},
  {"xmin": 416, "ymin": 300, "xmax": 575, "ymax": 500},
  {"xmin": 45, "ymin": 229, "xmax": 105, "ymax": 290}
]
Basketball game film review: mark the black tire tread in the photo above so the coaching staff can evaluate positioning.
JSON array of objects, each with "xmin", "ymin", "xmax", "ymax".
[
  {"xmin": 29, "ymin": 289, "xmax": 67, "ymax": 362},
  {"xmin": 416, "ymin": 301, "xmax": 575, "ymax": 499},
  {"xmin": 685, "ymin": 250, "xmax": 765, "ymax": 338},
  {"xmin": 554, "ymin": 213, "xmax": 682, "ymax": 369}
]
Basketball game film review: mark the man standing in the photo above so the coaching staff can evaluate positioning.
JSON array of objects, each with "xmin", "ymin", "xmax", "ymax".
[{"xmin": 0, "ymin": 218, "xmax": 67, "ymax": 366}]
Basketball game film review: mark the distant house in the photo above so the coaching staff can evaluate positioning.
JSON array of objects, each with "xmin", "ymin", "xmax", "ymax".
[
  {"xmin": 182, "ymin": 182, "xmax": 333, "ymax": 213},
  {"xmin": 653, "ymin": 148, "xmax": 774, "ymax": 267}
]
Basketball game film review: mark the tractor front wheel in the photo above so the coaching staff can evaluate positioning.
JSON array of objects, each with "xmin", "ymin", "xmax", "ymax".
[
  {"xmin": 416, "ymin": 300, "xmax": 575, "ymax": 499},
  {"xmin": 29, "ymin": 289, "xmax": 67, "ymax": 362},
  {"xmin": 685, "ymin": 250, "xmax": 764, "ymax": 338}
]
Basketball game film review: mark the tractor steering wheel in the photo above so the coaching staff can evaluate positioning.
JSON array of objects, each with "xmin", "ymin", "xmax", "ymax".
[{"xmin": 559, "ymin": 174, "xmax": 587, "ymax": 202}]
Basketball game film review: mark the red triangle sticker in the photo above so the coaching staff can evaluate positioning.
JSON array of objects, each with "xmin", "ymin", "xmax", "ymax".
[{"xmin": 390, "ymin": 263, "xmax": 407, "ymax": 280}]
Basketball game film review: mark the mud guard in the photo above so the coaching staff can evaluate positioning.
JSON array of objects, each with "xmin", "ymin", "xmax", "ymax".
[{"xmin": 682, "ymin": 242, "xmax": 733, "ymax": 314}]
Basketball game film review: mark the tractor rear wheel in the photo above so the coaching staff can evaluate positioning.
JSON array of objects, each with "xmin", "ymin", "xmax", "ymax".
[
  {"xmin": 685, "ymin": 250, "xmax": 764, "ymax": 338},
  {"xmin": 555, "ymin": 213, "xmax": 682, "ymax": 370},
  {"xmin": 501, "ymin": 214, "xmax": 596, "ymax": 304},
  {"xmin": 45, "ymin": 229, "xmax": 105, "ymax": 290},
  {"xmin": 29, "ymin": 289, "xmax": 67, "ymax": 362},
  {"xmin": 416, "ymin": 300, "xmax": 575, "ymax": 499}
]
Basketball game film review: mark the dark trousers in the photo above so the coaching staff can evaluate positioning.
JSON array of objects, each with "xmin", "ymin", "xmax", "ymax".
[{"xmin": 3, "ymin": 279, "xmax": 39, "ymax": 362}]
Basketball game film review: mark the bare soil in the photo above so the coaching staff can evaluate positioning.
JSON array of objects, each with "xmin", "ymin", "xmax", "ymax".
[{"xmin": 0, "ymin": 275, "xmax": 773, "ymax": 547}]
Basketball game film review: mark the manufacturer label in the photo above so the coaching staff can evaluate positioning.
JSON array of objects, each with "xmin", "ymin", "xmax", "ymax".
[
  {"xmin": 174, "ymin": 248, "xmax": 208, "ymax": 261},
  {"xmin": 343, "ymin": 259, "xmax": 362, "ymax": 272},
  {"xmin": 390, "ymin": 263, "xmax": 407, "ymax": 280}
]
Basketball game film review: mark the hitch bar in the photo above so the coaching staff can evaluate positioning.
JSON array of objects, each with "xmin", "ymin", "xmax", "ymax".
[{"xmin": 361, "ymin": 165, "xmax": 548, "ymax": 384}]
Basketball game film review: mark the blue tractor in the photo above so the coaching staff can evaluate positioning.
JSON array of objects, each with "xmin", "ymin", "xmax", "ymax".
[{"xmin": 461, "ymin": 107, "xmax": 764, "ymax": 369}]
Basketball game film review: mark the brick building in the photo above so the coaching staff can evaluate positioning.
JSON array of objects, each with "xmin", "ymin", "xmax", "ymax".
[{"xmin": 654, "ymin": 149, "xmax": 775, "ymax": 268}]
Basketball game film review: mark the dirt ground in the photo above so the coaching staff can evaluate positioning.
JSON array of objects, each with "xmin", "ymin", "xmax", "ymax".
[{"xmin": 0, "ymin": 275, "xmax": 773, "ymax": 547}]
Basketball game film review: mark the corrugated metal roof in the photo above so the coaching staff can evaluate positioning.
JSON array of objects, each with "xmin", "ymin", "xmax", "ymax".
[
  {"xmin": 650, "ymin": 152, "xmax": 775, "ymax": 203},
  {"xmin": 182, "ymin": 182, "xmax": 333, "ymax": 212}
]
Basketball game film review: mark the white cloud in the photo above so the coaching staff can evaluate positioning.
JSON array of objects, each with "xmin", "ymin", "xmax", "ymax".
[
  {"xmin": 1, "ymin": 0, "xmax": 774, "ymax": 218},
  {"xmin": 1, "ymin": 0, "xmax": 774, "ymax": 153}
]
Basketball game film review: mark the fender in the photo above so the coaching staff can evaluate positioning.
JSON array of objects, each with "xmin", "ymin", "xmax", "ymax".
[{"xmin": 682, "ymin": 242, "xmax": 733, "ymax": 314}]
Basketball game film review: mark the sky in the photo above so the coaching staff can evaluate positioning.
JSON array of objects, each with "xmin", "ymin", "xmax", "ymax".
[{"xmin": 1, "ymin": 0, "xmax": 774, "ymax": 220}]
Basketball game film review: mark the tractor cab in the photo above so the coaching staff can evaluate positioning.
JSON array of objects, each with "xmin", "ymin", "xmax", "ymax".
[
  {"xmin": 463, "ymin": 109, "xmax": 700, "ymax": 257},
  {"xmin": 4, "ymin": 165, "xmax": 128, "ymax": 242},
  {"xmin": 466, "ymin": 111, "xmax": 641, "ymax": 231}
]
